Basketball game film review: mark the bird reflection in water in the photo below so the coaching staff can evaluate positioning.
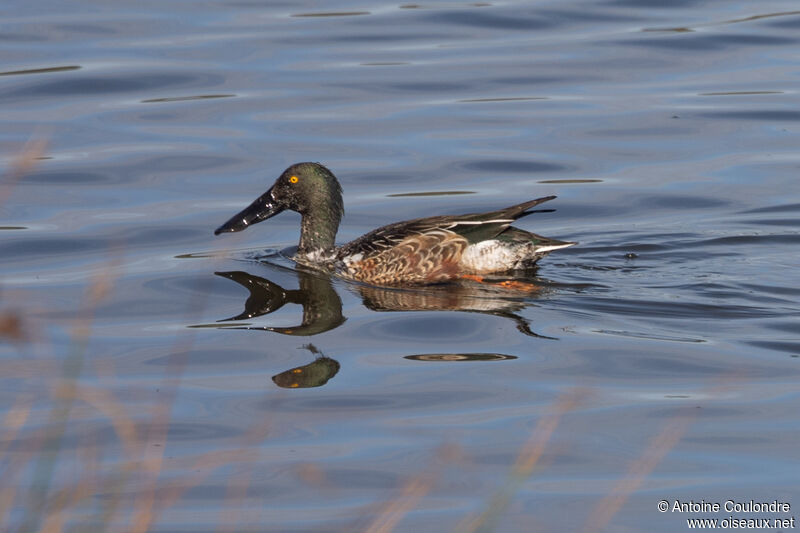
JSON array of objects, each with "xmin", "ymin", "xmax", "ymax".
[
  {"xmin": 214, "ymin": 265, "xmax": 554, "ymax": 339},
  {"xmin": 404, "ymin": 353, "xmax": 518, "ymax": 362},
  {"xmin": 271, "ymin": 344, "xmax": 340, "ymax": 389},
  {"xmin": 208, "ymin": 265, "xmax": 555, "ymax": 389},
  {"xmin": 215, "ymin": 268, "xmax": 345, "ymax": 336}
]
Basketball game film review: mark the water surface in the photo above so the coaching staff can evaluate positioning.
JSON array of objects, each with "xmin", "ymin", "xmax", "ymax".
[{"xmin": 2, "ymin": 1, "xmax": 799, "ymax": 531}]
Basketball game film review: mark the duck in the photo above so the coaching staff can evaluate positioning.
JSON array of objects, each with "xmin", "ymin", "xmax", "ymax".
[{"xmin": 214, "ymin": 162, "xmax": 575, "ymax": 285}]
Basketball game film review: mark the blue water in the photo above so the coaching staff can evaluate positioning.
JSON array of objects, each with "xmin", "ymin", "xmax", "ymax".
[{"xmin": 2, "ymin": 1, "xmax": 799, "ymax": 531}]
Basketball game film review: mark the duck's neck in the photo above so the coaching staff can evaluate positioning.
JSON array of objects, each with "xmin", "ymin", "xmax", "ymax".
[{"xmin": 297, "ymin": 206, "xmax": 340, "ymax": 260}]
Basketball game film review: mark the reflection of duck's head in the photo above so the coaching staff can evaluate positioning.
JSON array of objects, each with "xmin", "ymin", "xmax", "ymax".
[
  {"xmin": 272, "ymin": 356, "xmax": 340, "ymax": 389},
  {"xmin": 215, "ymin": 270, "xmax": 287, "ymax": 320},
  {"xmin": 214, "ymin": 162, "xmax": 575, "ymax": 285},
  {"xmin": 272, "ymin": 344, "xmax": 340, "ymax": 389},
  {"xmin": 215, "ymin": 269, "xmax": 345, "ymax": 336}
]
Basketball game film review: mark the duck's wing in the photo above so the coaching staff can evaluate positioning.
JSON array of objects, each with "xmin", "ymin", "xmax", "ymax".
[{"xmin": 338, "ymin": 195, "xmax": 557, "ymax": 258}]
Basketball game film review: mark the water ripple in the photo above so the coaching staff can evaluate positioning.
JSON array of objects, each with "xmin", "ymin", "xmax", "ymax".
[{"xmin": 0, "ymin": 71, "xmax": 225, "ymax": 101}]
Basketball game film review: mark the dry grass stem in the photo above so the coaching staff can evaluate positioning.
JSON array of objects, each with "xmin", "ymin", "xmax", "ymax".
[
  {"xmin": 363, "ymin": 444, "xmax": 460, "ymax": 533},
  {"xmin": 217, "ymin": 468, "xmax": 255, "ymax": 533},
  {"xmin": 364, "ymin": 474, "xmax": 436, "ymax": 533},
  {"xmin": 0, "ymin": 394, "xmax": 33, "ymax": 459},
  {"xmin": 0, "ymin": 312, "xmax": 27, "ymax": 342},
  {"xmin": 1, "ymin": 136, "xmax": 48, "ymax": 206},
  {"xmin": 461, "ymin": 389, "xmax": 586, "ymax": 533},
  {"xmin": 63, "ymin": 385, "xmax": 140, "ymax": 459},
  {"xmin": 14, "ymin": 254, "xmax": 121, "ymax": 533},
  {"xmin": 580, "ymin": 376, "xmax": 742, "ymax": 533},
  {"xmin": 580, "ymin": 411, "xmax": 693, "ymax": 533}
]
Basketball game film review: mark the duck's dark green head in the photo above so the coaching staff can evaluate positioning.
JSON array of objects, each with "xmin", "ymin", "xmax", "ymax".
[{"xmin": 214, "ymin": 162, "xmax": 344, "ymax": 239}]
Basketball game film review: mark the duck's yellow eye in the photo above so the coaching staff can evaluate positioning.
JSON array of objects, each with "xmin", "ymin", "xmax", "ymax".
[{"xmin": 289, "ymin": 175, "xmax": 299, "ymax": 184}]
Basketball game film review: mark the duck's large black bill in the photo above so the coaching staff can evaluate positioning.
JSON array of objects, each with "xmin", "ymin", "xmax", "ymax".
[{"xmin": 214, "ymin": 188, "xmax": 285, "ymax": 235}]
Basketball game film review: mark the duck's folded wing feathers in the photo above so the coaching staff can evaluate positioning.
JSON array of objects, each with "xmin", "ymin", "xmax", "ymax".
[{"xmin": 338, "ymin": 195, "xmax": 558, "ymax": 258}]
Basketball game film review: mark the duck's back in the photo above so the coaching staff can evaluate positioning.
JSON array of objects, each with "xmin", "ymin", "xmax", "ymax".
[{"xmin": 334, "ymin": 195, "xmax": 572, "ymax": 285}]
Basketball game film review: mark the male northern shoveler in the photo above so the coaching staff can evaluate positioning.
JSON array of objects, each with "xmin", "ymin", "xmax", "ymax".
[{"xmin": 214, "ymin": 162, "xmax": 575, "ymax": 285}]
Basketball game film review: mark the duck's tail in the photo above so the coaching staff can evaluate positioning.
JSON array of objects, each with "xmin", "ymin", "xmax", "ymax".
[{"xmin": 502, "ymin": 195, "xmax": 557, "ymax": 220}]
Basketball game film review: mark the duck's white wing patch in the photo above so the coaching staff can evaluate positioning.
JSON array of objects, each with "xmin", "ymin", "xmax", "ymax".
[
  {"xmin": 459, "ymin": 239, "xmax": 576, "ymax": 273},
  {"xmin": 459, "ymin": 240, "xmax": 517, "ymax": 272}
]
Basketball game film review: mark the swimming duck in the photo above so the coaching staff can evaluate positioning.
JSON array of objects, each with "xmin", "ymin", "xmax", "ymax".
[{"xmin": 214, "ymin": 162, "xmax": 575, "ymax": 285}]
